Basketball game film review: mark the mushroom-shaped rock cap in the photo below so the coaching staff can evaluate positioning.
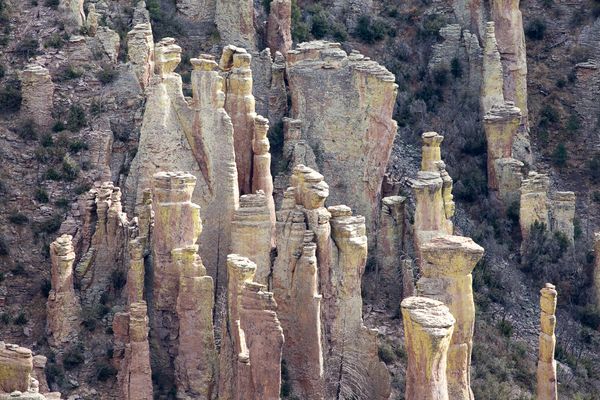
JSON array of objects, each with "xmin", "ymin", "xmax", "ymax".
[
  {"xmin": 401, "ymin": 296, "xmax": 455, "ymax": 333},
  {"xmin": 420, "ymin": 235, "xmax": 484, "ymax": 276}
]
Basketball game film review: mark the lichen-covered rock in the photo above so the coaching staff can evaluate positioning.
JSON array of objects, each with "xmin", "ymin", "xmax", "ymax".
[
  {"xmin": 85, "ymin": 4, "xmax": 99, "ymax": 36},
  {"xmin": 417, "ymin": 235, "xmax": 484, "ymax": 400},
  {"xmin": 550, "ymin": 191, "xmax": 576, "ymax": 243},
  {"xmin": 286, "ymin": 41, "xmax": 398, "ymax": 236},
  {"xmin": 31, "ymin": 357, "xmax": 48, "ymax": 394},
  {"xmin": 481, "ymin": 22, "xmax": 505, "ymax": 115},
  {"xmin": 215, "ymin": 0, "xmax": 256, "ymax": 49},
  {"xmin": 95, "ymin": 26, "xmax": 121, "ymax": 64},
  {"xmin": 536, "ymin": 283, "xmax": 558, "ymax": 400},
  {"xmin": 452, "ymin": 0, "xmax": 484, "ymax": 38},
  {"xmin": 47, "ymin": 235, "xmax": 81, "ymax": 347},
  {"xmin": 127, "ymin": 46, "xmax": 239, "ymax": 295},
  {"xmin": 133, "ymin": 0, "xmax": 150, "ymax": 24},
  {"xmin": 268, "ymin": 52, "xmax": 288, "ymax": 127},
  {"xmin": 0, "ymin": 344, "xmax": 33, "ymax": 394},
  {"xmin": 401, "ymin": 297, "xmax": 455, "ymax": 400},
  {"xmin": 267, "ymin": 0, "xmax": 292, "ymax": 56},
  {"xmin": 176, "ymin": 0, "xmax": 216, "ymax": 21},
  {"xmin": 574, "ymin": 61, "xmax": 600, "ymax": 132},
  {"xmin": 519, "ymin": 171, "xmax": 550, "ymax": 242},
  {"xmin": 20, "ymin": 65, "xmax": 54, "ymax": 131},
  {"xmin": 493, "ymin": 158, "xmax": 524, "ymax": 205},
  {"xmin": 127, "ymin": 23, "xmax": 154, "ymax": 90},
  {"xmin": 231, "ymin": 193, "xmax": 273, "ymax": 285},
  {"xmin": 60, "ymin": 0, "xmax": 84, "ymax": 26}
]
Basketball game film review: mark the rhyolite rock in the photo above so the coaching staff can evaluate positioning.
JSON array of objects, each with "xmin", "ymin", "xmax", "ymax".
[{"xmin": 536, "ymin": 284, "xmax": 558, "ymax": 400}]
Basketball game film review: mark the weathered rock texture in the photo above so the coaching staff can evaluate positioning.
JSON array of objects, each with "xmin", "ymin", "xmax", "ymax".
[
  {"xmin": 46, "ymin": 235, "xmax": 81, "ymax": 347},
  {"xmin": 219, "ymin": 255, "xmax": 284, "ymax": 400},
  {"xmin": 401, "ymin": 297, "xmax": 456, "ymax": 400},
  {"xmin": 418, "ymin": 236, "xmax": 484, "ymax": 400},
  {"xmin": 267, "ymin": 0, "xmax": 292, "ymax": 56},
  {"xmin": 96, "ymin": 26, "xmax": 121, "ymax": 64},
  {"xmin": 60, "ymin": 0, "xmax": 84, "ymax": 26},
  {"xmin": 20, "ymin": 65, "xmax": 54, "ymax": 131},
  {"xmin": 481, "ymin": 22, "xmax": 504, "ymax": 115},
  {"xmin": 491, "ymin": 0, "xmax": 531, "ymax": 165},
  {"xmin": 113, "ymin": 302, "xmax": 153, "ymax": 400},
  {"xmin": 127, "ymin": 23, "xmax": 154, "ymax": 90},
  {"xmin": 519, "ymin": 171, "xmax": 550, "ymax": 242},
  {"xmin": 176, "ymin": 0, "xmax": 216, "ymax": 22},
  {"xmin": 31, "ymin": 356, "xmax": 49, "ymax": 394},
  {"xmin": 150, "ymin": 171, "xmax": 217, "ymax": 398},
  {"xmin": 286, "ymin": 41, "xmax": 398, "ymax": 235},
  {"xmin": 215, "ymin": 0, "xmax": 256, "ymax": 49},
  {"xmin": 452, "ymin": 0, "xmax": 484, "ymax": 38},
  {"xmin": 412, "ymin": 133, "xmax": 455, "ymax": 248},
  {"xmin": 574, "ymin": 61, "xmax": 600, "ymax": 133},
  {"xmin": 231, "ymin": 193, "xmax": 273, "ymax": 285},
  {"xmin": 268, "ymin": 52, "xmax": 288, "ymax": 127},
  {"xmin": 376, "ymin": 196, "xmax": 406, "ymax": 308},
  {"xmin": 536, "ymin": 283, "xmax": 558, "ymax": 400},
  {"xmin": 273, "ymin": 165, "xmax": 390, "ymax": 400},
  {"xmin": 85, "ymin": 4, "xmax": 99, "ymax": 36},
  {"xmin": 484, "ymin": 102, "xmax": 523, "ymax": 199},
  {"xmin": 126, "ymin": 45, "xmax": 239, "ymax": 294},
  {"xmin": 550, "ymin": 191, "xmax": 576, "ymax": 243}
]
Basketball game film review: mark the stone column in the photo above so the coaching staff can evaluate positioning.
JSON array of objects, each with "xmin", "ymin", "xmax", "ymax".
[
  {"xmin": 0, "ymin": 343, "xmax": 34, "ymax": 393},
  {"xmin": 32, "ymin": 355, "xmax": 49, "ymax": 393},
  {"xmin": 252, "ymin": 115, "xmax": 276, "ymax": 242},
  {"xmin": 231, "ymin": 193, "xmax": 273, "ymax": 285},
  {"xmin": 402, "ymin": 259, "xmax": 416, "ymax": 299},
  {"xmin": 519, "ymin": 172, "xmax": 550, "ymax": 242},
  {"xmin": 536, "ymin": 283, "xmax": 558, "ymax": 400},
  {"xmin": 551, "ymin": 191, "xmax": 576, "ymax": 243},
  {"xmin": 268, "ymin": 52, "xmax": 288, "ymax": 127},
  {"xmin": 267, "ymin": 0, "xmax": 292, "ymax": 56},
  {"xmin": 421, "ymin": 132, "xmax": 444, "ymax": 172},
  {"xmin": 417, "ymin": 235, "xmax": 484, "ymax": 400},
  {"xmin": 377, "ymin": 196, "xmax": 406, "ymax": 308},
  {"xmin": 401, "ymin": 296, "xmax": 455, "ymax": 400},
  {"xmin": 47, "ymin": 234, "xmax": 81, "ymax": 347},
  {"xmin": 127, "ymin": 23, "xmax": 154, "ymax": 90},
  {"xmin": 412, "ymin": 172, "xmax": 446, "ymax": 246},
  {"xmin": 494, "ymin": 158, "xmax": 524, "ymax": 205},
  {"xmin": 127, "ymin": 238, "xmax": 145, "ymax": 304},
  {"xmin": 481, "ymin": 22, "xmax": 505, "ymax": 114},
  {"xmin": 60, "ymin": 0, "xmax": 85, "ymax": 26},
  {"xmin": 20, "ymin": 65, "xmax": 54, "ymax": 131}
]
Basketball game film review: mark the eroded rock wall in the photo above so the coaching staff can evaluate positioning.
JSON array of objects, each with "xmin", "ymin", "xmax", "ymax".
[{"xmin": 20, "ymin": 65, "xmax": 54, "ymax": 131}]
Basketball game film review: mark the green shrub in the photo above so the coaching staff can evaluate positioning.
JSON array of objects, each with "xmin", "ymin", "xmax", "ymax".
[
  {"xmin": 63, "ymin": 346, "xmax": 84, "ymax": 370},
  {"xmin": 90, "ymin": 98, "xmax": 107, "ymax": 115},
  {"xmin": 0, "ymin": 236, "xmax": 8, "ymax": 256},
  {"xmin": 377, "ymin": 342, "xmax": 396, "ymax": 364},
  {"xmin": 9, "ymin": 212, "xmax": 29, "ymax": 225},
  {"xmin": 68, "ymin": 139, "xmax": 88, "ymax": 153},
  {"xmin": 451, "ymin": 57, "xmax": 463, "ymax": 78},
  {"xmin": 355, "ymin": 15, "xmax": 387, "ymax": 43},
  {"xmin": 552, "ymin": 143, "xmax": 568, "ymax": 167},
  {"xmin": 310, "ymin": 11, "xmax": 329, "ymax": 39},
  {"xmin": 111, "ymin": 270, "xmax": 126, "ymax": 290},
  {"xmin": 41, "ymin": 279, "xmax": 51, "ymax": 297},
  {"xmin": 45, "ymin": 168, "xmax": 61, "ymax": 181},
  {"xmin": 55, "ymin": 197, "xmax": 69, "ymax": 208},
  {"xmin": 497, "ymin": 318, "xmax": 514, "ymax": 338},
  {"xmin": 62, "ymin": 156, "xmax": 79, "ymax": 181},
  {"xmin": 588, "ymin": 154, "xmax": 600, "ymax": 182},
  {"xmin": 555, "ymin": 78, "xmax": 566, "ymax": 88},
  {"xmin": 291, "ymin": 0, "xmax": 310, "ymax": 43},
  {"xmin": 566, "ymin": 114, "xmax": 581, "ymax": 133},
  {"xmin": 96, "ymin": 66, "xmax": 118, "ymax": 85},
  {"xmin": 0, "ymin": 313, "xmax": 10, "ymax": 324},
  {"xmin": 45, "ymin": 363, "xmax": 64, "ymax": 387},
  {"xmin": 0, "ymin": 63, "xmax": 5, "ymax": 79},
  {"xmin": 35, "ymin": 188, "xmax": 49, "ymax": 203},
  {"xmin": 525, "ymin": 19, "xmax": 547, "ymax": 40},
  {"xmin": 52, "ymin": 121, "xmax": 65, "ymax": 132},
  {"xmin": 96, "ymin": 363, "xmax": 117, "ymax": 382},
  {"xmin": 578, "ymin": 305, "xmax": 600, "ymax": 330},
  {"xmin": 34, "ymin": 214, "xmax": 63, "ymax": 235},
  {"xmin": 331, "ymin": 22, "xmax": 348, "ymax": 42},
  {"xmin": 432, "ymin": 66, "xmax": 449, "ymax": 87},
  {"xmin": 74, "ymin": 183, "xmax": 91, "ymax": 195},
  {"xmin": 44, "ymin": 33, "xmax": 65, "ymax": 49},
  {"xmin": 15, "ymin": 119, "xmax": 37, "ymax": 141},
  {"xmin": 44, "ymin": 0, "xmax": 59, "ymax": 9},
  {"xmin": 261, "ymin": 0, "xmax": 270, "ymax": 13},
  {"xmin": 14, "ymin": 312, "xmax": 27, "ymax": 325},
  {"xmin": 14, "ymin": 37, "xmax": 39, "ymax": 59},
  {"xmin": 66, "ymin": 104, "xmax": 86, "ymax": 132},
  {"xmin": 0, "ymin": 81, "xmax": 22, "ymax": 113},
  {"xmin": 538, "ymin": 104, "xmax": 559, "ymax": 127},
  {"xmin": 419, "ymin": 14, "xmax": 446, "ymax": 39},
  {"xmin": 40, "ymin": 133, "xmax": 54, "ymax": 147},
  {"xmin": 57, "ymin": 65, "xmax": 83, "ymax": 81}
]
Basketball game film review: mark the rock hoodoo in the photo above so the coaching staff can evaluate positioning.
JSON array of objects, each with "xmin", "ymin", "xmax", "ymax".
[
  {"xmin": 20, "ymin": 65, "xmax": 54, "ymax": 132},
  {"xmin": 536, "ymin": 283, "xmax": 558, "ymax": 400}
]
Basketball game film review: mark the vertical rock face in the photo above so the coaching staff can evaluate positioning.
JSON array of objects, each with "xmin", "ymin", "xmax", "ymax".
[
  {"xmin": 96, "ymin": 26, "xmax": 121, "ymax": 64},
  {"xmin": 32, "ymin": 356, "xmax": 49, "ymax": 394},
  {"xmin": 176, "ymin": 0, "xmax": 216, "ymax": 21},
  {"xmin": 537, "ymin": 283, "xmax": 558, "ymax": 400},
  {"xmin": 20, "ymin": 65, "xmax": 54, "ymax": 131},
  {"xmin": 114, "ymin": 302, "xmax": 153, "ymax": 400},
  {"xmin": 240, "ymin": 282, "xmax": 284, "ymax": 400},
  {"xmin": 47, "ymin": 235, "xmax": 81, "ymax": 347},
  {"xmin": 550, "ymin": 192, "xmax": 576, "ymax": 243},
  {"xmin": 219, "ymin": 255, "xmax": 284, "ymax": 400},
  {"xmin": 417, "ymin": 236, "xmax": 484, "ymax": 400},
  {"xmin": 0, "ymin": 344, "xmax": 33, "ymax": 393},
  {"xmin": 273, "ymin": 165, "xmax": 390, "ymax": 400},
  {"xmin": 127, "ymin": 44, "xmax": 239, "ymax": 294},
  {"xmin": 60, "ymin": 0, "xmax": 85, "ymax": 26},
  {"xmin": 484, "ymin": 103, "xmax": 523, "ymax": 193},
  {"xmin": 85, "ymin": 4, "xmax": 99, "ymax": 36},
  {"xmin": 574, "ymin": 61, "xmax": 600, "ymax": 132},
  {"xmin": 519, "ymin": 171, "xmax": 550, "ymax": 241},
  {"xmin": 215, "ymin": 0, "xmax": 256, "ymax": 49},
  {"xmin": 286, "ymin": 41, "xmax": 398, "ymax": 234},
  {"xmin": 268, "ymin": 52, "xmax": 288, "ymax": 127},
  {"xmin": 401, "ymin": 296, "xmax": 456, "ymax": 400},
  {"xmin": 481, "ymin": 22, "xmax": 505, "ymax": 115},
  {"xmin": 377, "ymin": 196, "xmax": 406, "ymax": 307},
  {"xmin": 412, "ymin": 133, "xmax": 455, "ymax": 248},
  {"xmin": 150, "ymin": 171, "xmax": 217, "ymax": 398},
  {"xmin": 267, "ymin": 0, "xmax": 292, "ymax": 56},
  {"xmin": 252, "ymin": 116, "xmax": 276, "ymax": 236},
  {"xmin": 221, "ymin": 46, "xmax": 257, "ymax": 195},
  {"xmin": 491, "ymin": 0, "xmax": 529, "ymax": 137},
  {"xmin": 127, "ymin": 23, "xmax": 154, "ymax": 90},
  {"xmin": 452, "ymin": 0, "xmax": 484, "ymax": 38},
  {"xmin": 231, "ymin": 193, "xmax": 273, "ymax": 285}
]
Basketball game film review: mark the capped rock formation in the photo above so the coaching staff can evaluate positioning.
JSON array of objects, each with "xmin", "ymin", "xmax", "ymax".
[
  {"xmin": 401, "ymin": 297, "xmax": 456, "ymax": 400},
  {"xmin": 481, "ymin": 22, "xmax": 505, "ymax": 115},
  {"xmin": 286, "ymin": 41, "xmax": 398, "ymax": 235},
  {"xmin": 418, "ymin": 235, "xmax": 484, "ymax": 400},
  {"xmin": 536, "ymin": 283, "xmax": 558, "ymax": 400},
  {"xmin": 126, "ymin": 23, "xmax": 154, "ymax": 90}
]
